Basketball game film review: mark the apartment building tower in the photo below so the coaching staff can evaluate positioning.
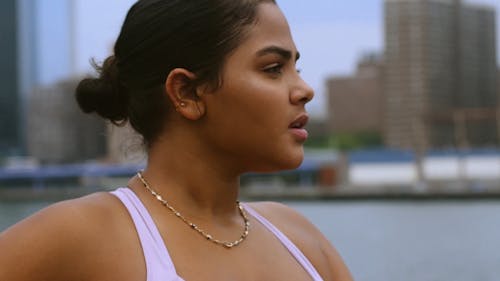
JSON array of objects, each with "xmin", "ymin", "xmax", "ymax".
[
  {"xmin": 26, "ymin": 80, "xmax": 107, "ymax": 163},
  {"xmin": 384, "ymin": 0, "xmax": 497, "ymax": 149},
  {"xmin": 327, "ymin": 54, "xmax": 385, "ymax": 135},
  {"xmin": 0, "ymin": 0, "xmax": 20, "ymax": 156}
]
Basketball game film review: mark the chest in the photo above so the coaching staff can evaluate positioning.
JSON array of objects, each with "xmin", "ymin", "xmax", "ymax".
[
  {"xmin": 161, "ymin": 219, "xmax": 315, "ymax": 281},
  {"xmin": 87, "ymin": 196, "xmax": 319, "ymax": 281}
]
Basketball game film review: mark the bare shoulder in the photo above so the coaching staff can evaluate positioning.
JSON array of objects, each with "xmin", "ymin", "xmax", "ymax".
[
  {"xmin": 1, "ymin": 191, "xmax": 122, "ymax": 239},
  {"xmin": 247, "ymin": 201, "xmax": 354, "ymax": 281},
  {"xmin": 0, "ymin": 192, "xmax": 127, "ymax": 281}
]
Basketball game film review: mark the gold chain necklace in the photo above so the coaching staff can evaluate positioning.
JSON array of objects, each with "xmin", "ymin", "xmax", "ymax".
[{"xmin": 136, "ymin": 172, "xmax": 250, "ymax": 249}]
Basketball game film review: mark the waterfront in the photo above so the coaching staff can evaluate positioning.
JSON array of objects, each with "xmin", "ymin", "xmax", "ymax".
[{"xmin": 1, "ymin": 198, "xmax": 499, "ymax": 281}]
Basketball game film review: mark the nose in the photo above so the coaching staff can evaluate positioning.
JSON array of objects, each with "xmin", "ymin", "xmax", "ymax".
[{"xmin": 290, "ymin": 77, "xmax": 314, "ymax": 105}]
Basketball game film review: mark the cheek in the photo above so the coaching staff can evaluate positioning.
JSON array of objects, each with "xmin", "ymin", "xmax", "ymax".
[
  {"xmin": 204, "ymin": 76, "xmax": 303, "ymax": 170},
  {"xmin": 218, "ymin": 77, "xmax": 285, "ymax": 124}
]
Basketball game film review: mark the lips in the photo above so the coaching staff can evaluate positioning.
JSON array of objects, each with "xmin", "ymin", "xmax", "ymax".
[
  {"xmin": 289, "ymin": 114, "xmax": 309, "ymax": 141},
  {"xmin": 289, "ymin": 114, "xmax": 309, "ymax": 129}
]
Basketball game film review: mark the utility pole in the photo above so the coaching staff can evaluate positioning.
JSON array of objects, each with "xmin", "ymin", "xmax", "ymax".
[
  {"xmin": 412, "ymin": 115, "xmax": 427, "ymax": 192},
  {"xmin": 453, "ymin": 109, "xmax": 468, "ymax": 189}
]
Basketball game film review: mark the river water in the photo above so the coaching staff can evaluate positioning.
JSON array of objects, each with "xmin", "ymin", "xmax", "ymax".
[{"xmin": 1, "ymin": 199, "xmax": 499, "ymax": 281}]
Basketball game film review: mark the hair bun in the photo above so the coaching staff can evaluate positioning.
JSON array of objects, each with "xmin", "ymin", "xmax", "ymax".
[{"xmin": 75, "ymin": 56, "xmax": 129, "ymax": 124}]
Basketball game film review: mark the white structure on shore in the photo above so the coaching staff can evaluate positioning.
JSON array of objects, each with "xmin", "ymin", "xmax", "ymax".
[{"xmin": 348, "ymin": 152, "xmax": 500, "ymax": 190}]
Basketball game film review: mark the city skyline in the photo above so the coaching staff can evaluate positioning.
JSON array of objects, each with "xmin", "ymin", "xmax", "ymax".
[
  {"xmin": 15, "ymin": 0, "xmax": 500, "ymax": 119},
  {"xmin": 383, "ymin": 0, "xmax": 498, "ymax": 149}
]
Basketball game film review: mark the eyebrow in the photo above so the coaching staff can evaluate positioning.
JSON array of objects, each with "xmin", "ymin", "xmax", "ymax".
[{"xmin": 256, "ymin": 46, "xmax": 300, "ymax": 61}]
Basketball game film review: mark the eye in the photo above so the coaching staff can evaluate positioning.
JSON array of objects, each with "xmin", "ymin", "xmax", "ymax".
[
  {"xmin": 263, "ymin": 63, "xmax": 283, "ymax": 75},
  {"xmin": 296, "ymin": 68, "xmax": 302, "ymax": 74}
]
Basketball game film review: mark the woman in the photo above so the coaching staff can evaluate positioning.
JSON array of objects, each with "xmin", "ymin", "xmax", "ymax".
[{"xmin": 0, "ymin": 0, "xmax": 353, "ymax": 280}]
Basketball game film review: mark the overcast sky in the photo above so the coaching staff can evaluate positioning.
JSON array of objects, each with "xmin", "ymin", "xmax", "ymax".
[{"xmin": 71, "ymin": 0, "xmax": 500, "ymax": 118}]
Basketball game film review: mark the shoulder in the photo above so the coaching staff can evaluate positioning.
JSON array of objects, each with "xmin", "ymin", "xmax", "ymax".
[
  {"xmin": 6, "ymin": 191, "xmax": 125, "ymax": 237},
  {"xmin": 247, "ymin": 201, "xmax": 353, "ymax": 281},
  {"xmin": 0, "ymin": 191, "xmax": 129, "ymax": 281},
  {"xmin": 0, "ymin": 191, "xmax": 122, "ymax": 243}
]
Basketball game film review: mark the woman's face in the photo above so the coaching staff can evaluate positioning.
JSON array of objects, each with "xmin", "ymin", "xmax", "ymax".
[{"xmin": 200, "ymin": 2, "xmax": 314, "ymax": 173}]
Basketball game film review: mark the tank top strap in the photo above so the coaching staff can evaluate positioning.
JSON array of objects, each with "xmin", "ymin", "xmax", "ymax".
[
  {"xmin": 243, "ymin": 204, "xmax": 324, "ymax": 281},
  {"xmin": 111, "ymin": 187, "xmax": 185, "ymax": 281}
]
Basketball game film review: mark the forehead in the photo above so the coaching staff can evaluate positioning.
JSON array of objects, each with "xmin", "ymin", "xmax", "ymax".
[{"xmin": 231, "ymin": 3, "xmax": 297, "ymax": 59}]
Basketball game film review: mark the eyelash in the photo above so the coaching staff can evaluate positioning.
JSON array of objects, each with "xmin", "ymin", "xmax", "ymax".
[
  {"xmin": 264, "ymin": 63, "xmax": 283, "ymax": 74},
  {"xmin": 263, "ymin": 64, "xmax": 302, "ymax": 75}
]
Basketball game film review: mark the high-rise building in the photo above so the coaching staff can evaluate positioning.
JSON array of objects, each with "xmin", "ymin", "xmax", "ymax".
[
  {"xmin": 0, "ymin": 0, "xmax": 76, "ymax": 157},
  {"xmin": 26, "ymin": 79, "xmax": 107, "ymax": 163},
  {"xmin": 327, "ymin": 54, "xmax": 385, "ymax": 135},
  {"xmin": 384, "ymin": 0, "xmax": 497, "ymax": 149},
  {"xmin": 0, "ymin": 0, "xmax": 20, "ymax": 156}
]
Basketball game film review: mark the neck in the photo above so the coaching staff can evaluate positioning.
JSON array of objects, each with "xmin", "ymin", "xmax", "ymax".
[{"xmin": 139, "ymin": 132, "xmax": 242, "ymax": 218}]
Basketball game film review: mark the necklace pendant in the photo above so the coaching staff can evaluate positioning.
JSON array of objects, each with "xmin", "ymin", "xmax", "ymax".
[{"xmin": 136, "ymin": 171, "xmax": 250, "ymax": 249}]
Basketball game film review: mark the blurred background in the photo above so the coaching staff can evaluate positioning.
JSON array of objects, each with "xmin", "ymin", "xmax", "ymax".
[{"xmin": 1, "ymin": 0, "xmax": 500, "ymax": 280}]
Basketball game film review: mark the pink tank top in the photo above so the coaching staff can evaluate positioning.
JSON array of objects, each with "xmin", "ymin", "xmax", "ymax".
[{"xmin": 111, "ymin": 188, "xmax": 324, "ymax": 281}]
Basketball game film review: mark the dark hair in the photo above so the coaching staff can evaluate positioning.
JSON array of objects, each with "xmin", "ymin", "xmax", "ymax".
[{"xmin": 76, "ymin": 0, "xmax": 276, "ymax": 147}]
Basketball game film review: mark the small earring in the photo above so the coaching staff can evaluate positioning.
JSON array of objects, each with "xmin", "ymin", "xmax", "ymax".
[{"xmin": 175, "ymin": 102, "xmax": 186, "ymax": 112}]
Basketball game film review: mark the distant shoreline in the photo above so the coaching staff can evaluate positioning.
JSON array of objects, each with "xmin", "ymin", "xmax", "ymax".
[
  {"xmin": 243, "ymin": 191, "xmax": 500, "ymax": 202},
  {"xmin": 1, "ymin": 185, "xmax": 500, "ymax": 202}
]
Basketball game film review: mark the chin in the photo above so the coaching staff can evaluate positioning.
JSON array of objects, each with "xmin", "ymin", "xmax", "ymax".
[
  {"xmin": 280, "ymin": 147, "xmax": 305, "ymax": 169},
  {"xmin": 282, "ymin": 156, "xmax": 304, "ymax": 170},
  {"xmin": 253, "ymin": 150, "xmax": 304, "ymax": 173}
]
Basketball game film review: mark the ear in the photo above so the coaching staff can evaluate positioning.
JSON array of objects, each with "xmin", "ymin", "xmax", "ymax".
[{"xmin": 165, "ymin": 68, "xmax": 206, "ymax": 120}]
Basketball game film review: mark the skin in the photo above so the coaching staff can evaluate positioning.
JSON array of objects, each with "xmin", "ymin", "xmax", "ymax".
[{"xmin": 0, "ymin": 3, "xmax": 353, "ymax": 281}]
